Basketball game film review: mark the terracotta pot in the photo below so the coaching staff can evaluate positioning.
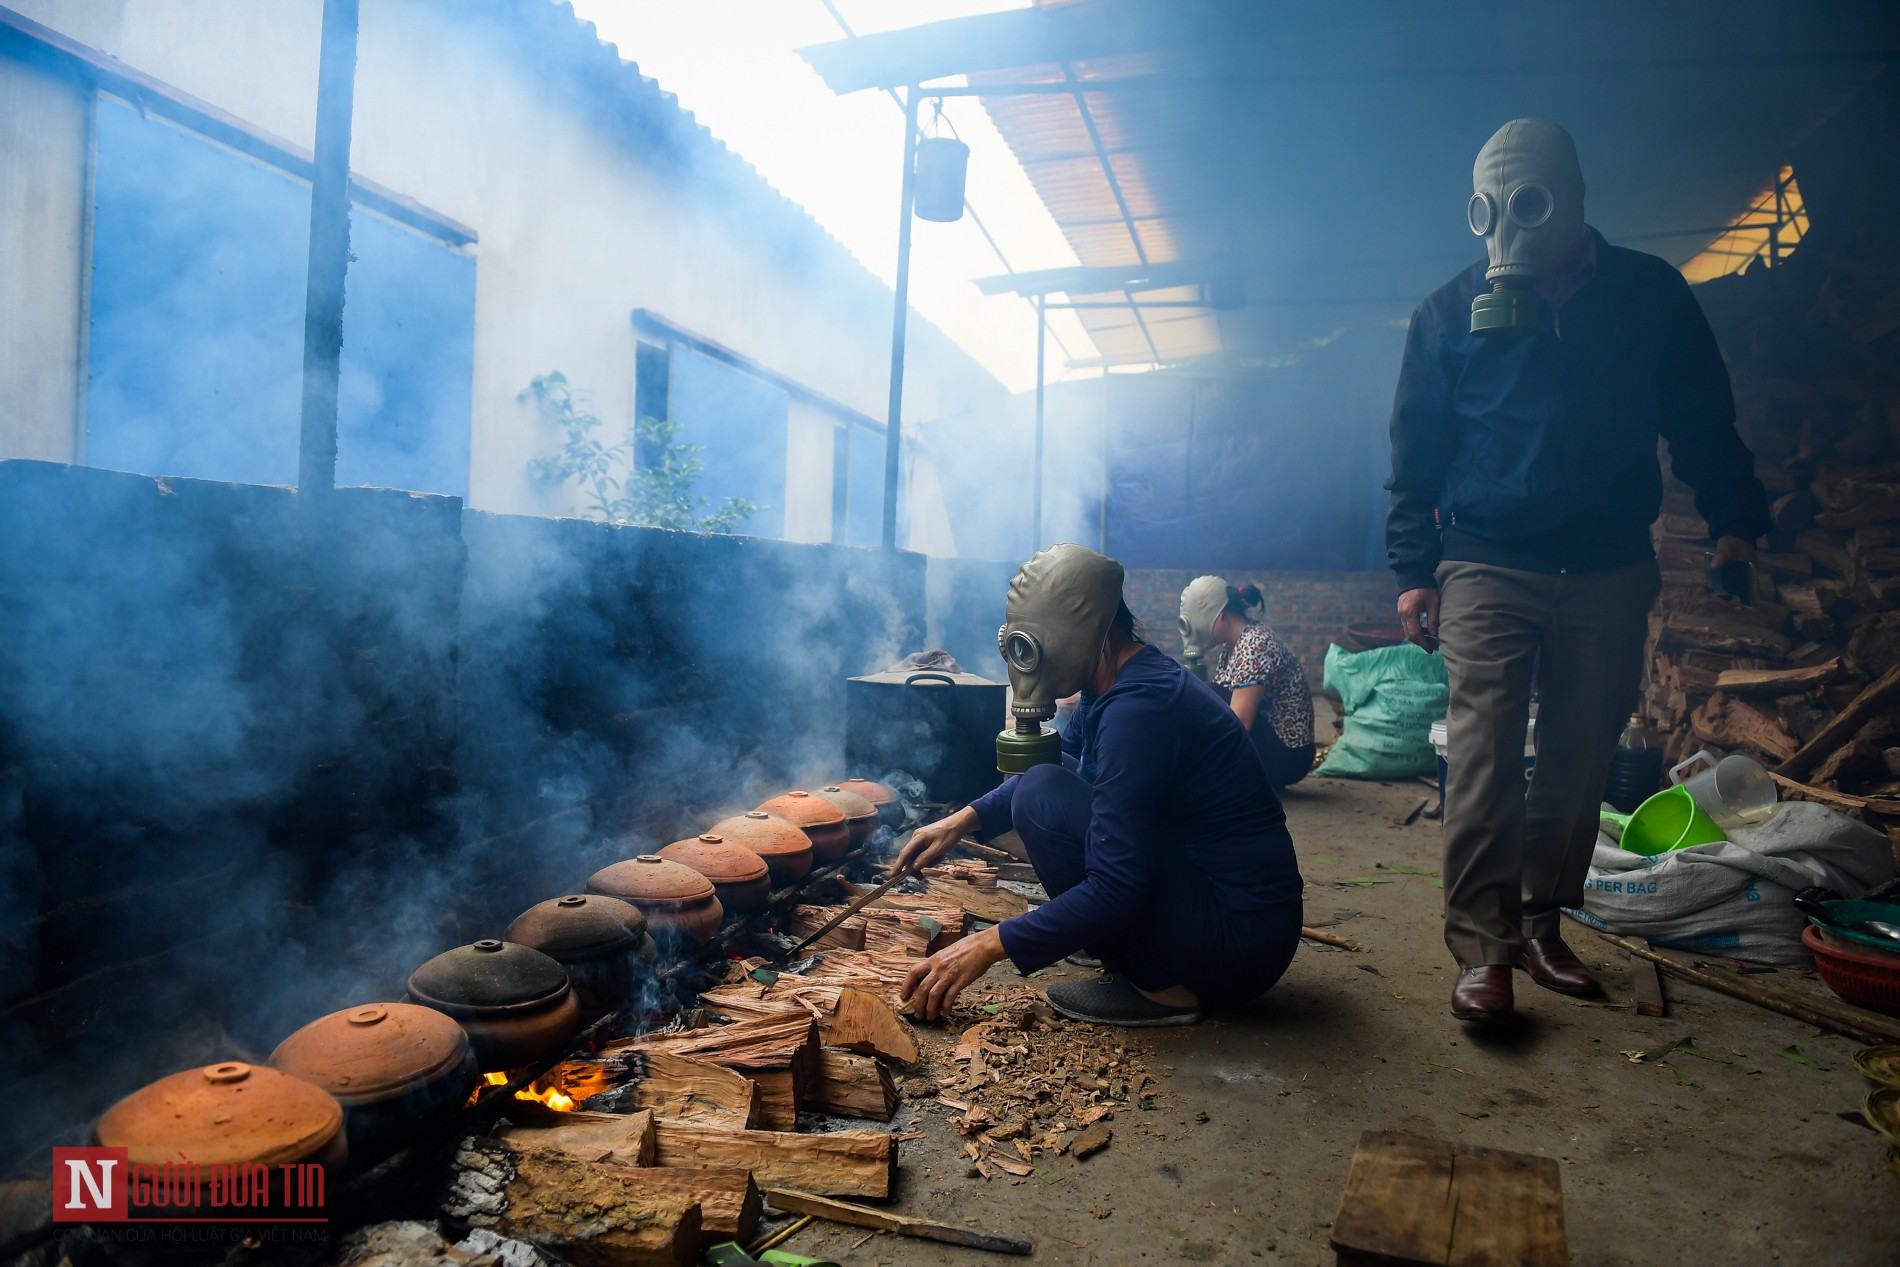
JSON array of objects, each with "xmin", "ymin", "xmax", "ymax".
[
  {"xmin": 405, "ymin": 940, "xmax": 582, "ymax": 1072},
  {"xmin": 812, "ymin": 785, "xmax": 879, "ymax": 849},
  {"xmin": 504, "ymin": 894, "xmax": 658, "ymax": 1025},
  {"xmin": 756, "ymin": 791, "xmax": 850, "ymax": 864},
  {"xmin": 708, "ymin": 811, "xmax": 813, "ymax": 888},
  {"xmin": 95, "ymin": 1062, "xmax": 346, "ymax": 1215},
  {"xmin": 270, "ymin": 1002, "xmax": 476, "ymax": 1165},
  {"xmin": 587, "ymin": 854, "xmax": 725, "ymax": 948},
  {"xmin": 659, "ymin": 834, "xmax": 773, "ymax": 914},
  {"xmin": 837, "ymin": 777, "xmax": 903, "ymax": 827}
]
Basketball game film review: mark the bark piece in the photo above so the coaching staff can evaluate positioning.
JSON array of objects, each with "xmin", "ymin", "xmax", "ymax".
[
  {"xmin": 651, "ymin": 1120, "xmax": 898, "ymax": 1199},
  {"xmin": 442, "ymin": 1137, "xmax": 699, "ymax": 1267},
  {"xmin": 816, "ymin": 1048, "xmax": 899, "ymax": 1121},
  {"xmin": 609, "ymin": 1013, "xmax": 819, "ymax": 1131},
  {"xmin": 1071, "ymin": 1122, "xmax": 1112, "ymax": 1159}
]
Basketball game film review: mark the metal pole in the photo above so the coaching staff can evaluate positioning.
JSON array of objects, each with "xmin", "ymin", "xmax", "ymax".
[
  {"xmin": 1099, "ymin": 366, "xmax": 1109, "ymax": 553},
  {"xmin": 297, "ymin": 0, "xmax": 360, "ymax": 500},
  {"xmin": 880, "ymin": 86, "xmax": 921, "ymax": 551},
  {"xmin": 1032, "ymin": 293, "xmax": 1046, "ymax": 550}
]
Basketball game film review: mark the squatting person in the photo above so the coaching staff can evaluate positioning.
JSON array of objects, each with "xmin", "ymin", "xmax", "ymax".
[
  {"xmin": 1178, "ymin": 575, "xmax": 1317, "ymax": 790},
  {"xmin": 894, "ymin": 544, "xmax": 1304, "ymax": 1027},
  {"xmin": 1385, "ymin": 118, "xmax": 1770, "ymax": 1021}
]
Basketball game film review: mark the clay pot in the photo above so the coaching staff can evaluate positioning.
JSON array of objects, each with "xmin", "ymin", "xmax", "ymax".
[
  {"xmin": 837, "ymin": 777, "xmax": 903, "ymax": 827},
  {"xmin": 708, "ymin": 811, "xmax": 813, "ymax": 888},
  {"xmin": 587, "ymin": 855, "xmax": 725, "ymax": 948},
  {"xmin": 813, "ymin": 785, "xmax": 879, "ymax": 849},
  {"xmin": 504, "ymin": 894, "xmax": 658, "ymax": 1025},
  {"xmin": 95, "ymin": 1062, "xmax": 346, "ymax": 1215},
  {"xmin": 270, "ymin": 1002, "xmax": 476, "ymax": 1165},
  {"xmin": 756, "ymin": 791, "xmax": 850, "ymax": 865},
  {"xmin": 660, "ymin": 834, "xmax": 773, "ymax": 914},
  {"xmin": 405, "ymin": 940, "xmax": 582, "ymax": 1072}
]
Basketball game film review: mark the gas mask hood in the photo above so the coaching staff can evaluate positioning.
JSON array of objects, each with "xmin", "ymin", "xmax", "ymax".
[
  {"xmin": 1468, "ymin": 118, "xmax": 1585, "ymax": 337},
  {"xmin": 995, "ymin": 544, "xmax": 1125, "ymax": 774},
  {"xmin": 1178, "ymin": 575, "xmax": 1228, "ymax": 664}
]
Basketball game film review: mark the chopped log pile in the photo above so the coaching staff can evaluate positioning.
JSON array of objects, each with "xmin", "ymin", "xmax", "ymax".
[{"xmin": 1645, "ymin": 245, "xmax": 1900, "ymax": 857}]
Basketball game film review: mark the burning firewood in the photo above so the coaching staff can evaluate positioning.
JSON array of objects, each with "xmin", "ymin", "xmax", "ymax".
[
  {"xmin": 650, "ymin": 1120, "xmax": 898, "ymax": 1199},
  {"xmin": 607, "ymin": 1013, "xmax": 819, "ymax": 1131}
]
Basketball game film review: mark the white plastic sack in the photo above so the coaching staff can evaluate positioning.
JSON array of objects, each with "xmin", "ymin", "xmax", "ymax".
[{"xmin": 1564, "ymin": 801, "xmax": 1895, "ymax": 965}]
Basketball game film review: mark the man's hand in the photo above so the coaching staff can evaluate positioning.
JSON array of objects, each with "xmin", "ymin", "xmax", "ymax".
[
  {"xmin": 1710, "ymin": 535, "xmax": 1758, "ymax": 569},
  {"xmin": 901, "ymin": 924, "xmax": 1008, "ymax": 1021},
  {"xmin": 890, "ymin": 805, "xmax": 981, "ymax": 876},
  {"xmin": 1397, "ymin": 587, "xmax": 1441, "ymax": 651}
]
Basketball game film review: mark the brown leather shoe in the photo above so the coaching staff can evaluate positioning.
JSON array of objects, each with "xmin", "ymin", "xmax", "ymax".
[
  {"xmin": 1517, "ymin": 937, "xmax": 1604, "ymax": 997},
  {"xmin": 1450, "ymin": 965, "xmax": 1513, "ymax": 1021}
]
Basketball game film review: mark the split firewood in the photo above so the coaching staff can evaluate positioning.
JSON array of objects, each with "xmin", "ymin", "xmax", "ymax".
[
  {"xmin": 442, "ymin": 1136, "xmax": 700, "ymax": 1267},
  {"xmin": 779, "ymin": 906, "xmax": 866, "ymax": 951},
  {"xmin": 815, "ymin": 1048, "xmax": 899, "ymax": 1121},
  {"xmin": 498, "ymin": 1109, "xmax": 655, "ymax": 1167},
  {"xmin": 1658, "ymin": 610, "xmax": 1794, "ymax": 660},
  {"xmin": 1778, "ymin": 662, "xmax": 1900, "ymax": 780},
  {"xmin": 1690, "ymin": 692, "xmax": 1799, "ymax": 762},
  {"xmin": 608, "ymin": 1165, "xmax": 761, "ymax": 1249},
  {"xmin": 620, "ymin": 1050, "xmax": 760, "ymax": 1129},
  {"xmin": 923, "ymin": 875, "xmax": 1031, "ymax": 923},
  {"xmin": 650, "ymin": 1120, "xmax": 898, "ymax": 1199},
  {"xmin": 608, "ymin": 1013, "xmax": 819, "ymax": 1131},
  {"xmin": 701, "ymin": 981, "xmax": 919, "ymax": 1066},
  {"xmin": 1712, "ymin": 657, "xmax": 1842, "ymax": 695}
]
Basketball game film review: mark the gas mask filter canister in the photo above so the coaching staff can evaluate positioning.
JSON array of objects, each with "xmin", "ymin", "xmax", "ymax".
[
  {"xmin": 1467, "ymin": 118, "xmax": 1585, "ymax": 337},
  {"xmin": 995, "ymin": 544, "xmax": 1126, "ymax": 775}
]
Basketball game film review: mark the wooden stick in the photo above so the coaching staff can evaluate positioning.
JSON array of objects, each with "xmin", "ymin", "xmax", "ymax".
[
  {"xmin": 779, "ymin": 863, "xmax": 918, "ymax": 961},
  {"xmin": 747, "ymin": 1214, "xmax": 814, "ymax": 1255},
  {"xmin": 1301, "ymin": 926, "xmax": 1361, "ymax": 951},
  {"xmin": 1588, "ymin": 929, "xmax": 1900, "ymax": 1045},
  {"xmin": 764, "ymin": 1188, "xmax": 1033, "ymax": 1256}
]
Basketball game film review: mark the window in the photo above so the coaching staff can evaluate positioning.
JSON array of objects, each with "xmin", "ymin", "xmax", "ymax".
[{"xmin": 1680, "ymin": 165, "xmax": 1807, "ymax": 283}]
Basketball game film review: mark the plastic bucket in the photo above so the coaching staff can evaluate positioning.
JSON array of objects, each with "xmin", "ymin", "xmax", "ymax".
[
  {"xmin": 1430, "ymin": 716, "xmax": 1535, "ymax": 819},
  {"xmin": 1668, "ymin": 749, "xmax": 1777, "ymax": 829},
  {"xmin": 1611, "ymin": 784, "xmax": 1726, "ymax": 856}
]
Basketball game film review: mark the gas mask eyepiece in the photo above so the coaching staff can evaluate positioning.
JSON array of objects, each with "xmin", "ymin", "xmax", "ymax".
[{"xmin": 1467, "ymin": 119, "xmax": 1584, "ymax": 337}]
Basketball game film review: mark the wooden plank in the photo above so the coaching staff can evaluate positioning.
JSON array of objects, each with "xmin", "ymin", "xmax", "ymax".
[
  {"xmin": 1446, "ymin": 1146, "xmax": 1567, "ymax": 1267},
  {"xmin": 1331, "ymin": 1130, "xmax": 1567, "ymax": 1267},
  {"xmin": 651, "ymin": 1121, "xmax": 897, "ymax": 1199}
]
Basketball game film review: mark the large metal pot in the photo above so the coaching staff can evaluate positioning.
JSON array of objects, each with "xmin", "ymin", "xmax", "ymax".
[
  {"xmin": 406, "ymin": 940, "xmax": 582, "ymax": 1072},
  {"xmin": 586, "ymin": 855, "xmax": 725, "ymax": 949},
  {"xmin": 708, "ymin": 811, "xmax": 813, "ymax": 888},
  {"xmin": 812, "ymin": 785, "xmax": 879, "ymax": 849},
  {"xmin": 270, "ymin": 1003, "xmax": 476, "ymax": 1165},
  {"xmin": 504, "ymin": 894, "xmax": 658, "ymax": 1024},
  {"xmin": 844, "ymin": 668, "xmax": 1006, "ymax": 806},
  {"xmin": 756, "ymin": 791, "xmax": 849, "ymax": 865},
  {"xmin": 659, "ymin": 834, "xmax": 772, "ymax": 915},
  {"xmin": 95, "ymin": 1062, "xmax": 346, "ymax": 1216}
]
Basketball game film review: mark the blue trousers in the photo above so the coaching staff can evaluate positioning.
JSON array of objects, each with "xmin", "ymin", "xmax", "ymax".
[{"xmin": 1012, "ymin": 764, "xmax": 1301, "ymax": 1007}]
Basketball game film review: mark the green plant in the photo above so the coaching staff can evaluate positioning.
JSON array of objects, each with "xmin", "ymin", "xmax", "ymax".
[{"xmin": 523, "ymin": 371, "xmax": 761, "ymax": 533}]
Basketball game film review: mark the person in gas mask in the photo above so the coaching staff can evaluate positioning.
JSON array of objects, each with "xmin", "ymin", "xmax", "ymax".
[
  {"xmin": 1178, "ymin": 576, "xmax": 1316, "ymax": 791},
  {"xmin": 893, "ymin": 544, "xmax": 1303, "ymax": 1026},
  {"xmin": 1385, "ymin": 119, "xmax": 1770, "ymax": 1022}
]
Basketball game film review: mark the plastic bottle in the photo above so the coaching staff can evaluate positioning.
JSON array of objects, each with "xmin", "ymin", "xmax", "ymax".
[{"xmin": 1604, "ymin": 713, "xmax": 1664, "ymax": 813}]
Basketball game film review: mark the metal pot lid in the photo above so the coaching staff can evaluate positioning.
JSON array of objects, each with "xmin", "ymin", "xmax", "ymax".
[
  {"xmin": 504, "ymin": 894, "xmax": 647, "ymax": 958},
  {"xmin": 406, "ymin": 939, "xmax": 571, "ymax": 1012},
  {"xmin": 96, "ymin": 1062, "xmax": 343, "ymax": 1167},
  {"xmin": 270, "ymin": 1003, "xmax": 471, "ymax": 1103},
  {"xmin": 659, "ymin": 834, "xmax": 769, "ymax": 886},
  {"xmin": 849, "ymin": 668, "xmax": 1001, "ymax": 686},
  {"xmin": 837, "ymin": 778, "xmax": 899, "ymax": 807},
  {"xmin": 756, "ymin": 791, "xmax": 845, "ymax": 828},
  {"xmin": 587, "ymin": 854, "xmax": 716, "ymax": 906},
  {"xmin": 708, "ymin": 812, "xmax": 813, "ymax": 860},
  {"xmin": 813, "ymin": 786, "xmax": 877, "ymax": 823}
]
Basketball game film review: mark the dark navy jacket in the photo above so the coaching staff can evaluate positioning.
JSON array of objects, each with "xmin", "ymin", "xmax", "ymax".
[
  {"xmin": 970, "ymin": 646, "xmax": 1303, "ymax": 974},
  {"xmin": 1385, "ymin": 229, "xmax": 1771, "ymax": 594}
]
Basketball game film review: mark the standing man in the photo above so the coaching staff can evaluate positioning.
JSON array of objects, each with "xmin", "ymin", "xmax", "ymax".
[{"xmin": 1385, "ymin": 119, "xmax": 1771, "ymax": 1022}]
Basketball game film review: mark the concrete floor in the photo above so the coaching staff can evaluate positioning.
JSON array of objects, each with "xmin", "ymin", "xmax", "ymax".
[{"xmin": 789, "ymin": 775, "xmax": 1899, "ymax": 1266}]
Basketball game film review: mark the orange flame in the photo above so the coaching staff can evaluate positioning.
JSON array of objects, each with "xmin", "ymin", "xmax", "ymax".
[{"xmin": 478, "ymin": 1070, "xmax": 577, "ymax": 1112}]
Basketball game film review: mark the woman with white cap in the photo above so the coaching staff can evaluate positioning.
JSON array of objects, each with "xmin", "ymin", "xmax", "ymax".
[{"xmin": 1179, "ymin": 576, "xmax": 1316, "ymax": 790}]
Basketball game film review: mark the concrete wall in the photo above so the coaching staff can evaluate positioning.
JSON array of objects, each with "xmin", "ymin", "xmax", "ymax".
[{"xmin": 0, "ymin": 0, "xmax": 1007, "ymax": 536}]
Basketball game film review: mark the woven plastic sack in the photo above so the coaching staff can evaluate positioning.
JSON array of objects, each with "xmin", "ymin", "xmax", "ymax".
[
  {"xmin": 1313, "ymin": 642, "xmax": 1448, "ymax": 779},
  {"xmin": 1565, "ymin": 800, "xmax": 1894, "ymax": 965}
]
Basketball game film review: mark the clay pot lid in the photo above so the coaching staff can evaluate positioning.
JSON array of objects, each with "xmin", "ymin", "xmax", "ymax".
[
  {"xmin": 504, "ymin": 894, "xmax": 648, "ymax": 957},
  {"xmin": 813, "ymin": 786, "xmax": 877, "ymax": 823},
  {"xmin": 96, "ymin": 1062, "xmax": 343, "ymax": 1167},
  {"xmin": 587, "ymin": 854, "xmax": 717, "ymax": 906},
  {"xmin": 837, "ymin": 778, "xmax": 899, "ymax": 808},
  {"xmin": 709, "ymin": 812, "xmax": 813, "ymax": 859},
  {"xmin": 659, "ymin": 834, "xmax": 769, "ymax": 886},
  {"xmin": 406, "ymin": 940, "xmax": 571, "ymax": 1012},
  {"xmin": 270, "ymin": 1003, "xmax": 470, "ymax": 1102},
  {"xmin": 756, "ymin": 791, "xmax": 846, "ymax": 828}
]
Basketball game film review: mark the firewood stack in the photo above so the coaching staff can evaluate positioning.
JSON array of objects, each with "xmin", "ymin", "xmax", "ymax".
[{"xmin": 1643, "ymin": 239, "xmax": 1900, "ymax": 857}]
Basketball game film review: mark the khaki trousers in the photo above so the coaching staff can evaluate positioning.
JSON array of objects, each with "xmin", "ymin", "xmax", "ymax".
[{"xmin": 1436, "ymin": 558, "xmax": 1661, "ymax": 967}]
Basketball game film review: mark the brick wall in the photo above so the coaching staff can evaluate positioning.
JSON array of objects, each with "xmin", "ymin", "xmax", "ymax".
[{"xmin": 1123, "ymin": 569, "xmax": 1398, "ymax": 688}]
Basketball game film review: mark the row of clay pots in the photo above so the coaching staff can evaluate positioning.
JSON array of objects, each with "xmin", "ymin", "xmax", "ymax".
[{"xmin": 91, "ymin": 779, "xmax": 905, "ymax": 1185}]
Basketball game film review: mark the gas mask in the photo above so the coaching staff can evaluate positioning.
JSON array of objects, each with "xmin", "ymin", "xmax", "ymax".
[
  {"xmin": 1467, "ymin": 118, "xmax": 1585, "ymax": 336},
  {"xmin": 995, "ymin": 544, "xmax": 1125, "ymax": 774},
  {"xmin": 1177, "ymin": 575, "xmax": 1229, "ymax": 677}
]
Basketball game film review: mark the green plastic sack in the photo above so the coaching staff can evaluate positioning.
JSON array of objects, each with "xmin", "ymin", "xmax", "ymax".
[{"xmin": 1314, "ymin": 642, "xmax": 1448, "ymax": 779}]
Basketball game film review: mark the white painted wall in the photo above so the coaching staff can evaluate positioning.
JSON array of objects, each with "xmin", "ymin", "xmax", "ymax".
[{"xmin": 0, "ymin": 0, "xmax": 1007, "ymax": 541}]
